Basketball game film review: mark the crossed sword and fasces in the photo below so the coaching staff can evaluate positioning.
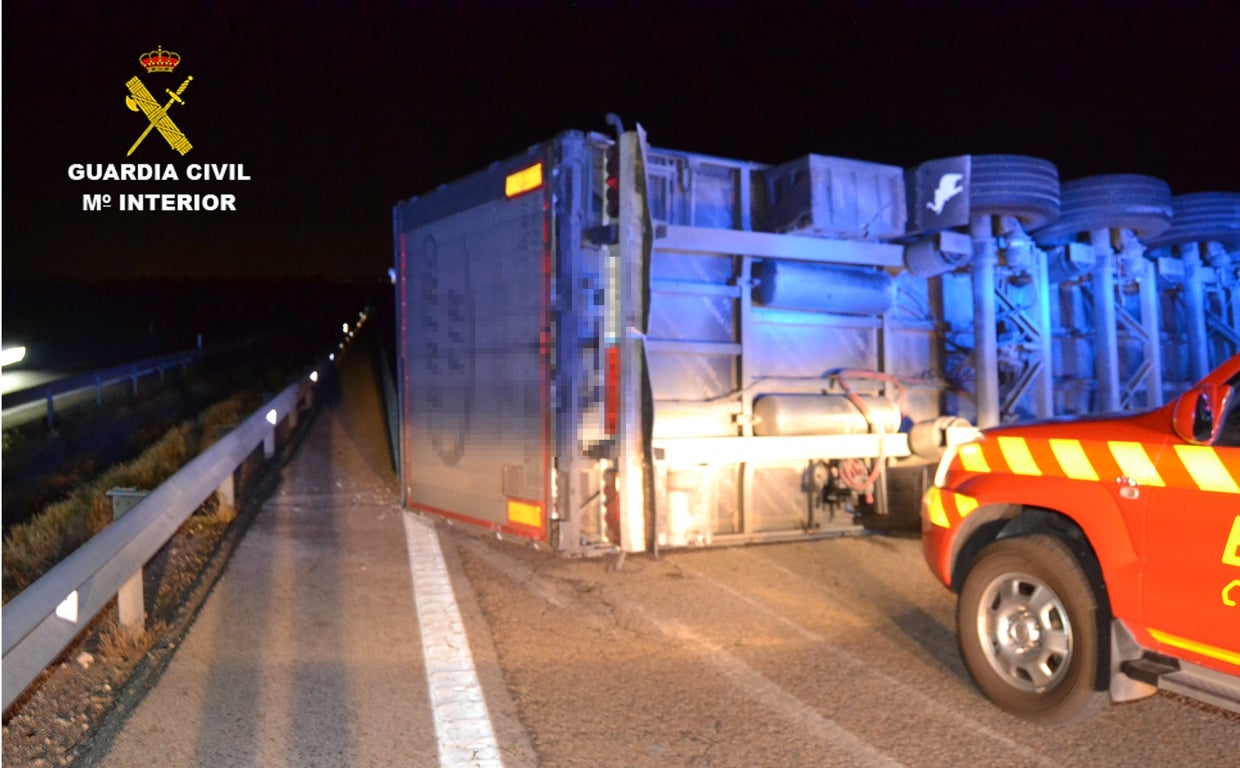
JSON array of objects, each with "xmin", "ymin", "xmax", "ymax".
[{"xmin": 125, "ymin": 75, "xmax": 193, "ymax": 156}]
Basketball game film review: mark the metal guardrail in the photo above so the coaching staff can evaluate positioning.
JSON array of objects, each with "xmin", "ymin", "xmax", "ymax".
[
  {"xmin": 1, "ymin": 329, "xmax": 286, "ymax": 427},
  {"xmin": 1, "ymin": 374, "xmax": 316, "ymax": 710},
  {"xmin": 2, "ymin": 349, "xmax": 199, "ymax": 418}
]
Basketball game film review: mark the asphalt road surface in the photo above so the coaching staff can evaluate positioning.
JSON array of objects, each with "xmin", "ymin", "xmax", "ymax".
[
  {"xmin": 91, "ymin": 340, "xmax": 1239, "ymax": 767},
  {"xmin": 455, "ymin": 530, "xmax": 1238, "ymax": 767}
]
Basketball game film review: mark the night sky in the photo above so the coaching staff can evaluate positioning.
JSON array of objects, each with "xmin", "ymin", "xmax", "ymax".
[{"xmin": 3, "ymin": 1, "xmax": 1237, "ymax": 281}]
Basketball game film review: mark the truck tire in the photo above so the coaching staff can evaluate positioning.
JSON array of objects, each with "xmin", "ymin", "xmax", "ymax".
[
  {"xmin": 1145, "ymin": 192, "xmax": 1240, "ymax": 250},
  {"xmin": 969, "ymin": 155, "xmax": 1061, "ymax": 229},
  {"xmin": 957, "ymin": 534, "xmax": 1109, "ymax": 723},
  {"xmin": 1032, "ymin": 174, "xmax": 1174, "ymax": 246}
]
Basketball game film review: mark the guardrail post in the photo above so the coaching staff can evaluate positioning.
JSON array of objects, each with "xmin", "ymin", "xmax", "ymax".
[
  {"xmin": 106, "ymin": 488, "xmax": 150, "ymax": 632},
  {"xmin": 214, "ymin": 426, "xmax": 240, "ymax": 504},
  {"xmin": 262, "ymin": 394, "xmax": 277, "ymax": 459},
  {"xmin": 282, "ymin": 384, "xmax": 302, "ymax": 430},
  {"xmin": 45, "ymin": 389, "xmax": 55, "ymax": 429},
  {"xmin": 217, "ymin": 472, "xmax": 235, "ymax": 510}
]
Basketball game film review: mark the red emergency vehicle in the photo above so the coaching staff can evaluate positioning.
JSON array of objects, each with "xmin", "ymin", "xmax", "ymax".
[{"xmin": 923, "ymin": 354, "xmax": 1240, "ymax": 722}]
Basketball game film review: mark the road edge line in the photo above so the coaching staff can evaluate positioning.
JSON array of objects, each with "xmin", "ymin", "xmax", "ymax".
[{"xmin": 402, "ymin": 511, "xmax": 504, "ymax": 768}]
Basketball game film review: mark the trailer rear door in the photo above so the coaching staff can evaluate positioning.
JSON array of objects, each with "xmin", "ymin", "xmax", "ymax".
[{"xmin": 394, "ymin": 148, "xmax": 552, "ymax": 540}]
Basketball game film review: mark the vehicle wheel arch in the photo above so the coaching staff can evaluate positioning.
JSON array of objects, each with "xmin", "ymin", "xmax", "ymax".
[
  {"xmin": 949, "ymin": 503, "xmax": 1020, "ymax": 593},
  {"xmin": 945, "ymin": 478, "xmax": 1138, "ymax": 609}
]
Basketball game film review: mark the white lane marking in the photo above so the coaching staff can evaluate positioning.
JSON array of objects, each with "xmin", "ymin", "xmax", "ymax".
[
  {"xmin": 714, "ymin": 553, "xmax": 1057, "ymax": 768},
  {"xmin": 462, "ymin": 540, "xmax": 902, "ymax": 767},
  {"xmin": 651, "ymin": 614, "xmax": 907, "ymax": 768},
  {"xmin": 402, "ymin": 512, "xmax": 504, "ymax": 768}
]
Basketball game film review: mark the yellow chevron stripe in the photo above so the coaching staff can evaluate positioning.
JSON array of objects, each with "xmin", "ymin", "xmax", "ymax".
[
  {"xmin": 954, "ymin": 492, "xmax": 979, "ymax": 518},
  {"xmin": 1108, "ymin": 441, "xmax": 1165, "ymax": 487},
  {"xmin": 1174, "ymin": 445, "xmax": 1240, "ymax": 494},
  {"xmin": 1048, "ymin": 438, "xmax": 1100, "ymax": 481},
  {"xmin": 923, "ymin": 487, "xmax": 949, "ymax": 528},
  {"xmin": 1148, "ymin": 628, "xmax": 1240, "ymax": 668},
  {"xmin": 958, "ymin": 442, "xmax": 990, "ymax": 473},
  {"xmin": 997, "ymin": 436, "xmax": 1041, "ymax": 476}
]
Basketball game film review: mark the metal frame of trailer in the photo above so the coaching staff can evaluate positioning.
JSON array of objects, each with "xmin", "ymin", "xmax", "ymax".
[{"xmin": 393, "ymin": 127, "xmax": 1240, "ymax": 557}]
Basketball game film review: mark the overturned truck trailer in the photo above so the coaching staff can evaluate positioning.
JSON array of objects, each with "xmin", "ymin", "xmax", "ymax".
[
  {"xmin": 392, "ymin": 126, "xmax": 1240, "ymax": 556},
  {"xmin": 392, "ymin": 127, "xmax": 967, "ymax": 556}
]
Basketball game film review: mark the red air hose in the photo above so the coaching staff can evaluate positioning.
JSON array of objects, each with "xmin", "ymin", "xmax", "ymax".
[{"xmin": 832, "ymin": 370, "xmax": 908, "ymax": 502}]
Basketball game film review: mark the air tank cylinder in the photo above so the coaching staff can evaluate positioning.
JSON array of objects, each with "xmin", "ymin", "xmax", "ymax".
[
  {"xmin": 752, "ymin": 394, "xmax": 901, "ymax": 437},
  {"xmin": 907, "ymin": 415, "xmax": 972, "ymax": 461},
  {"xmin": 752, "ymin": 260, "xmax": 895, "ymax": 315}
]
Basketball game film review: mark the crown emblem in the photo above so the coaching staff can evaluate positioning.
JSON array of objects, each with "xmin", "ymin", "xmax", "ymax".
[{"xmin": 139, "ymin": 45, "xmax": 180, "ymax": 73}]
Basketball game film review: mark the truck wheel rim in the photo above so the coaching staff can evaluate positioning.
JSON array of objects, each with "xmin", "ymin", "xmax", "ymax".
[{"xmin": 975, "ymin": 572, "xmax": 1074, "ymax": 693}]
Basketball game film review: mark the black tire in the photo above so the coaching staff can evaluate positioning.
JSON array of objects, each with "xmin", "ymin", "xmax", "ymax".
[
  {"xmin": 1033, "ymin": 174, "xmax": 1173, "ymax": 245},
  {"xmin": 1145, "ymin": 192, "xmax": 1240, "ymax": 250},
  {"xmin": 969, "ymin": 155, "xmax": 1061, "ymax": 229},
  {"xmin": 957, "ymin": 534, "xmax": 1109, "ymax": 723}
]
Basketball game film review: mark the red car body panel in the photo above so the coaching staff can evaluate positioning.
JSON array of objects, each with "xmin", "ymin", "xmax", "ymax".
[{"xmin": 923, "ymin": 354, "xmax": 1240, "ymax": 681}]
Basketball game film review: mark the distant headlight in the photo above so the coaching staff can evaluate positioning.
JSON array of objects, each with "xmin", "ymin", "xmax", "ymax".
[{"xmin": 0, "ymin": 346, "xmax": 27, "ymax": 367}]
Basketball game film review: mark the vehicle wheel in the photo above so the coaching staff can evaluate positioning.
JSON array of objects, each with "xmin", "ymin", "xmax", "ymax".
[
  {"xmin": 1032, "ymin": 174, "xmax": 1173, "ymax": 246},
  {"xmin": 1145, "ymin": 192, "xmax": 1240, "ymax": 250},
  {"xmin": 969, "ymin": 155, "xmax": 1061, "ymax": 230},
  {"xmin": 957, "ymin": 534, "xmax": 1109, "ymax": 723}
]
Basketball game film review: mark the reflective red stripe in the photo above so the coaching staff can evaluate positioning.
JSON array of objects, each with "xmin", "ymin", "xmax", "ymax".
[{"xmin": 605, "ymin": 345, "xmax": 620, "ymax": 435}]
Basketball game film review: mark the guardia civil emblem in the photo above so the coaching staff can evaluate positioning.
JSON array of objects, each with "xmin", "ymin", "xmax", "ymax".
[{"xmin": 124, "ymin": 45, "xmax": 193, "ymax": 156}]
